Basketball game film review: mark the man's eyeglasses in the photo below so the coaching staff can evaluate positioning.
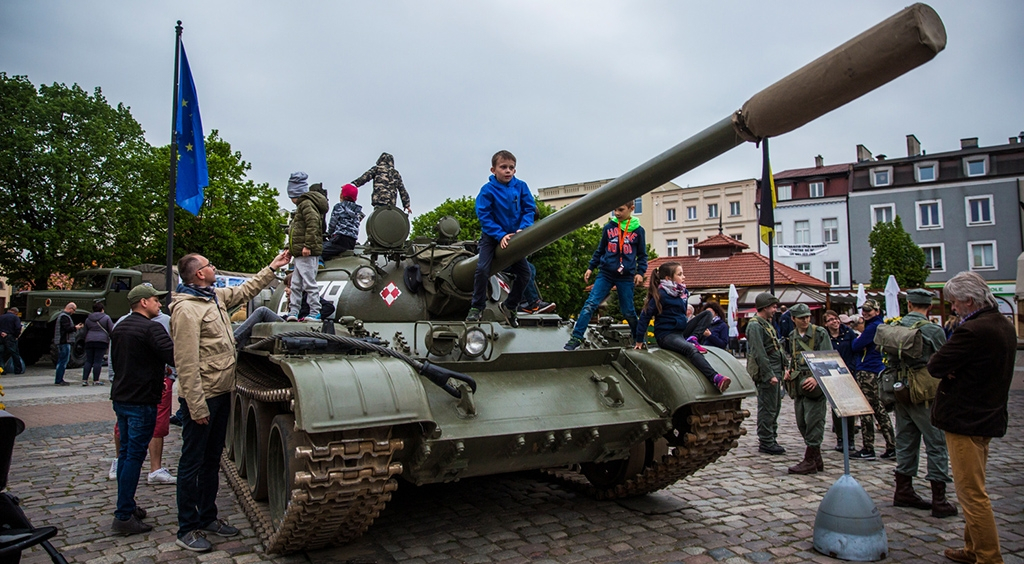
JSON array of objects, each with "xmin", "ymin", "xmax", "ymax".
[{"xmin": 199, "ymin": 262, "xmax": 215, "ymax": 272}]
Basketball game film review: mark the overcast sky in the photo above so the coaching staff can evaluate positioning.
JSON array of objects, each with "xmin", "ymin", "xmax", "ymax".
[{"xmin": 3, "ymin": 1, "xmax": 1022, "ymax": 220}]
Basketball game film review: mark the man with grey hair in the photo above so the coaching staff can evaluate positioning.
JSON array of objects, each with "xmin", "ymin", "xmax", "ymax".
[{"xmin": 928, "ymin": 271, "xmax": 1014, "ymax": 564}]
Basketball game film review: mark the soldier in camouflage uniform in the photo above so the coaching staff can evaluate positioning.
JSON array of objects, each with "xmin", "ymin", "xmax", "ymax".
[
  {"xmin": 783, "ymin": 303, "xmax": 832, "ymax": 474},
  {"xmin": 747, "ymin": 292, "xmax": 787, "ymax": 455},
  {"xmin": 351, "ymin": 152, "xmax": 412, "ymax": 214}
]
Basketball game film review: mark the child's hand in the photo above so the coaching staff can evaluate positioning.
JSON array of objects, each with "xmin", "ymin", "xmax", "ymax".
[
  {"xmin": 500, "ymin": 233, "xmax": 514, "ymax": 248},
  {"xmin": 302, "ymin": 247, "xmax": 311, "ymax": 257},
  {"xmin": 583, "ymin": 269, "xmax": 592, "ymax": 283},
  {"xmin": 633, "ymin": 274, "xmax": 643, "ymax": 286},
  {"xmin": 633, "ymin": 342, "xmax": 645, "ymax": 350}
]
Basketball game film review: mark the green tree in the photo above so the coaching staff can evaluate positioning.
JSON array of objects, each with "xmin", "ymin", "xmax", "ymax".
[
  {"xmin": 868, "ymin": 215, "xmax": 929, "ymax": 288},
  {"xmin": 0, "ymin": 73, "xmax": 151, "ymax": 289},
  {"xmin": 133, "ymin": 131, "xmax": 287, "ymax": 272},
  {"xmin": 411, "ymin": 197, "xmax": 603, "ymax": 316}
]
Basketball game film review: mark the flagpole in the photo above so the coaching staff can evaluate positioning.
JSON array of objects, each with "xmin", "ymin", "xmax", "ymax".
[
  {"xmin": 768, "ymin": 231, "xmax": 775, "ymax": 295},
  {"xmin": 166, "ymin": 21, "xmax": 182, "ymax": 298}
]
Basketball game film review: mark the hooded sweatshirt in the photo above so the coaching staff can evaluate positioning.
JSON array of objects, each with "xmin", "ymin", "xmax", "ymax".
[
  {"xmin": 475, "ymin": 175, "xmax": 536, "ymax": 241},
  {"xmin": 589, "ymin": 217, "xmax": 647, "ymax": 280}
]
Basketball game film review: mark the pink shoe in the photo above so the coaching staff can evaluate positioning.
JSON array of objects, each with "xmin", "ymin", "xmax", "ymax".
[
  {"xmin": 687, "ymin": 336, "xmax": 708, "ymax": 353},
  {"xmin": 713, "ymin": 374, "xmax": 731, "ymax": 392}
]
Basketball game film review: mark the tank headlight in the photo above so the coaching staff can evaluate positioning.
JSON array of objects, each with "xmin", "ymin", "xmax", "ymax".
[
  {"xmin": 461, "ymin": 327, "xmax": 488, "ymax": 358},
  {"xmin": 352, "ymin": 266, "xmax": 377, "ymax": 291},
  {"xmin": 36, "ymin": 307, "xmax": 46, "ymax": 317}
]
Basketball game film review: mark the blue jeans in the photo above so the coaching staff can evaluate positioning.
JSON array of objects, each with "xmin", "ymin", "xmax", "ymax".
[
  {"xmin": 113, "ymin": 402, "xmax": 157, "ymax": 521},
  {"xmin": 571, "ymin": 274, "xmax": 637, "ymax": 340},
  {"xmin": 471, "ymin": 234, "xmax": 530, "ymax": 311},
  {"xmin": 54, "ymin": 343, "xmax": 71, "ymax": 384},
  {"xmin": 233, "ymin": 306, "xmax": 283, "ymax": 349},
  {"xmin": 506, "ymin": 261, "xmax": 540, "ymax": 305},
  {"xmin": 177, "ymin": 393, "xmax": 231, "ymax": 538},
  {"xmin": 656, "ymin": 332, "xmax": 718, "ymax": 383}
]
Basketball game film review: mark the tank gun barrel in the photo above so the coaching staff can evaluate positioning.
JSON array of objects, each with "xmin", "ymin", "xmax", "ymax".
[{"xmin": 451, "ymin": 3, "xmax": 945, "ymax": 291}]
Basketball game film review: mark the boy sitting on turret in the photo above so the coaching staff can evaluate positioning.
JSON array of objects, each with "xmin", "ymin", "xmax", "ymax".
[{"xmin": 467, "ymin": 150, "xmax": 535, "ymax": 328}]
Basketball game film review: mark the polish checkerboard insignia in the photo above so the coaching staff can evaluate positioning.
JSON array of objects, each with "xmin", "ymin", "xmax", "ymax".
[
  {"xmin": 380, "ymin": 282, "xmax": 402, "ymax": 306},
  {"xmin": 496, "ymin": 277, "xmax": 510, "ymax": 294}
]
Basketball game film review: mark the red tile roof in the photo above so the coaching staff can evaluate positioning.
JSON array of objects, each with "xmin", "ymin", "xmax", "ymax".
[
  {"xmin": 693, "ymin": 233, "xmax": 748, "ymax": 250},
  {"xmin": 647, "ymin": 253, "xmax": 829, "ymax": 289},
  {"xmin": 772, "ymin": 163, "xmax": 851, "ymax": 180}
]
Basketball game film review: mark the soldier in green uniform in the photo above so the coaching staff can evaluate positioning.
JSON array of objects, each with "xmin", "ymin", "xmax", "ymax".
[
  {"xmin": 747, "ymin": 292, "xmax": 787, "ymax": 455},
  {"xmin": 889, "ymin": 288, "xmax": 957, "ymax": 518},
  {"xmin": 783, "ymin": 303, "xmax": 832, "ymax": 474}
]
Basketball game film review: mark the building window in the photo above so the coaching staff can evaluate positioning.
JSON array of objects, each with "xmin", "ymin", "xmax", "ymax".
[
  {"xmin": 921, "ymin": 244, "xmax": 945, "ymax": 272},
  {"xmin": 968, "ymin": 241, "xmax": 997, "ymax": 270},
  {"xmin": 634, "ymin": 197, "xmax": 643, "ymax": 214},
  {"xmin": 729, "ymin": 201, "xmax": 741, "ymax": 216},
  {"xmin": 686, "ymin": 206, "xmax": 697, "ymax": 220},
  {"xmin": 731, "ymin": 233, "xmax": 742, "ymax": 241},
  {"xmin": 796, "ymin": 263, "xmax": 811, "ymax": 274},
  {"xmin": 965, "ymin": 195, "xmax": 994, "ymax": 226},
  {"xmin": 777, "ymin": 185, "xmax": 792, "ymax": 201},
  {"xmin": 686, "ymin": 238, "xmax": 698, "ymax": 256},
  {"xmin": 915, "ymin": 161, "xmax": 938, "ymax": 183},
  {"xmin": 774, "ymin": 222, "xmax": 783, "ymax": 245},
  {"xmin": 916, "ymin": 200, "xmax": 943, "ymax": 230},
  {"xmin": 824, "ymin": 262, "xmax": 840, "ymax": 286},
  {"xmin": 666, "ymin": 208, "xmax": 676, "ymax": 222},
  {"xmin": 708, "ymin": 203, "xmax": 719, "ymax": 219},
  {"xmin": 823, "ymin": 218, "xmax": 839, "ymax": 244},
  {"xmin": 870, "ymin": 166, "xmax": 893, "ymax": 187},
  {"xmin": 963, "ymin": 156, "xmax": 988, "ymax": 177},
  {"xmin": 794, "ymin": 220, "xmax": 810, "ymax": 244},
  {"xmin": 809, "ymin": 181, "xmax": 824, "ymax": 198},
  {"xmin": 871, "ymin": 204, "xmax": 895, "ymax": 225},
  {"xmin": 666, "ymin": 239, "xmax": 678, "ymax": 257}
]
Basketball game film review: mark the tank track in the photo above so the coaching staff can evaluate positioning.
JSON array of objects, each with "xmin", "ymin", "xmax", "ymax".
[
  {"xmin": 225, "ymin": 358, "xmax": 404, "ymax": 554},
  {"xmin": 541, "ymin": 399, "xmax": 749, "ymax": 499}
]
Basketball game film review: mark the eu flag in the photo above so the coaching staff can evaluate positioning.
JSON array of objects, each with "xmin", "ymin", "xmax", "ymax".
[
  {"xmin": 758, "ymin": 138, "xmax": 777, "ymax": 246},
  {"xmin": 176, "ymin": 42, "xmax": 207, "ymax": 216}
]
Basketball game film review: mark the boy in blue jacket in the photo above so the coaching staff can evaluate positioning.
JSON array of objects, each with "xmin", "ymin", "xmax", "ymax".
[
  {"xmin": 467, "ymin": 150, "xmax": 535, "ymax": 327},
  {"xmin": 565, "ymin": 200, "xmax": 647, "ymax": 350}
]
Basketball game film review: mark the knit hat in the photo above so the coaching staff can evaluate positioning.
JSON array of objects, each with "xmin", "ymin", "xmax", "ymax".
[
  {"xmin": 287, "ymin": 172, "xmax": 309, "ymax": 198},
  {"xmin": 754, "ymin": 292, "xmax": 779, "ymax": 310},
  {"xmin": 341, "ymin": 183, "xmax": 358, "ymax": 202}
]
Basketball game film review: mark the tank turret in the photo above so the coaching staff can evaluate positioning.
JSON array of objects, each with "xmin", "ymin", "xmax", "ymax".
[{"xmin": 225, "ymin": 4, "xmax": 946, "ymax": 554}]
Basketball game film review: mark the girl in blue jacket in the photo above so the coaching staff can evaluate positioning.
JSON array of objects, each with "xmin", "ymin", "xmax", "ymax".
[{"xmin": 635, "ymin": 262, "xmax": 730, "ymax": 392}]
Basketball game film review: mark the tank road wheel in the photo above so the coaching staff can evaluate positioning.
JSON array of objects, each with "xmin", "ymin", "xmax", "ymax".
[
  {"xmin": 266, "ymin": 414, "xmax": 309, "ymax": 528},
  {"xmin": 233, "ymin": 396, "xmax": 249, "ymax": 478},
  {"xmin": 580, "ymin": 439, "xmax": 650, "ymax": 489},
  {"xmin": 244, "ymin": 399, "xmax": 279, "ymax": 501}
]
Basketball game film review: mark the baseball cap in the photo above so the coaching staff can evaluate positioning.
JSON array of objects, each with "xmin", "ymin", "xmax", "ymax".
[
  {"xmin": 127, "ymin": 283, "xmax": 168, "ymax": 305},
  {"xmin": 860, "ymin": 299, "xmax": 880, "ymax": 312}
]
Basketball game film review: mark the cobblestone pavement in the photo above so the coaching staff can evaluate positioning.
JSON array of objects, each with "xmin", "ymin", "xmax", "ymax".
[{"xmin": 4, "ymin": 368, "xmax": 1022, "ymax": 563}]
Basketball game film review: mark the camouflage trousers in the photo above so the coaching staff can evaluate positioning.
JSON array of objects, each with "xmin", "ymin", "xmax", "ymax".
[{"xmin": 855, "ymin": 370, "xmax": 896, "ymax": 450}]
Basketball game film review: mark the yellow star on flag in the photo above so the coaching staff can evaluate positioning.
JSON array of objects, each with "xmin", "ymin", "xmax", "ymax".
[
  {"xmin": 185, "ymin": 143, "xmax": 193, "ymax": 152},
  {"xmin": 182, "ymin": 99, "xmax": 188, "ymax": 107}
]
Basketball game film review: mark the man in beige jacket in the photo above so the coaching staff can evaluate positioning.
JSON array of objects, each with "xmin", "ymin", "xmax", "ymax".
[{"xmin": 170, "ymin": 250, "xmax": 290, "ymax": 552}]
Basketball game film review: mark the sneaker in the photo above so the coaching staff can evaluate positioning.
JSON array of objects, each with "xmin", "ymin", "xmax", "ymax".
[
  {"xmin": 201, "ymin": 518, "xmax": 239, "ymax": 537},
  {"xmin": 300, "ymin": 313, "xmax": 321, "ymax": 322},
  {"xmin": 758, "ymin": 443, "xmax": 786, "ymax": 455},
  {"xmin": 176, "ymin": 530, "xmax": 213, "ymax": 552},
  {"xmin": 134, "ymin": 506, "xmax": 147, "ymax": 520},
  {"xmin": 285, "ymin": 315, "xmax": 299, "ymax": 322},
  {"xmin": 535, "ymin": 301, "xmax": 556, "ymax": 314},
  {"xmin": 879, "ymin": 447, "xmax": 897, "ymax": 460},
  {"xmin": 93, "ymin": 380, "xmax": 105, "ymax": 385},
  {"xmin": 108, "ymin": 459, "xmax": 118, "ymax": 480},
  {"xmin": 518, "ymin": 301, "xmax": 541, "ymax": 314},
  {"xmin": 147, "ymin": 468, "xmax": 177, "ymax": 485},
  {"xmin": 111, "ymin": 515, "xmax": 153, "ymax": 536},
  {"xmin": 82, "ymin": 380, "xmax": 89, "ymax": 386},
  {"xmin": 713, "ymin": 374, "xmax": 731, "ymax": 392},
  {"xmin": 850, "ymin": 447, "xmax": 876, "ymax": 460},
  {"xmin": 686, "ymin": 336, "xmax": 708, "ymax": 354},
  {"xmin": 317, "ymin": 258, "xmax": 325, "ymax": 269},
  {"xmin": 564, "ymin": 337, "xmax": 584, "ymax": 351},
  {"xmin": 503, "ymin": 307, "xmax": 519, "ymax": 328},
  {"xmin": 466, "ymin": 308, "xmax": 482, "ymax": 323},
  {"xmin": 55, "ymin": 381, "xmax": 69, "ymax": 386}
]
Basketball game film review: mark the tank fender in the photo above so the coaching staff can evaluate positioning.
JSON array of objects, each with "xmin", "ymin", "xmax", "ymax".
[
  {"xmin": 619, "ymin": 347, "xmax": 755, "ymax": 412},
  {"xmin": 276, "ymin": 355, "xmax": 437, "ymax": 435}
]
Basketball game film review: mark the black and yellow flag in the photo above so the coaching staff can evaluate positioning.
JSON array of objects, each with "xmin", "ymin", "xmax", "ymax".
[{"xmin": 758, "ymin": 138, "xmax": 777, "ymax": 246}]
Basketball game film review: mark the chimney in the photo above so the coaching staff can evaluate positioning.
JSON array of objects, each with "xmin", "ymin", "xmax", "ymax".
[
  {"xmin": 876, "ymin": 154, "xmax": 887, "ymax": 161},
  {"xmin": 814, "ymin": 155, "xmax": 824, "ymax": 168},
  {"xmin": 960, "ymin": 137, "xmax": 979, "ymax": 149},
  {"xmin": 906, "ymin": 134, "xmax": 921, "ymax": 157},
  {"xmin": 856, "ymin": 144, "xmax": 873, "ymax": 162},
  {"xmin": 1011, "ymin": 137, "xmax": 1019, "ymax": 145}
]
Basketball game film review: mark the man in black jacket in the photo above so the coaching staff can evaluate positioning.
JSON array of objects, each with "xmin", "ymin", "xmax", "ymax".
[
  {"xmin": 928, "ymin": 271, "xmax": 1015, "ymax": 564},
  {"xmin": 109, "ymin": 284, "xmax": 175, "ymax": 536}
]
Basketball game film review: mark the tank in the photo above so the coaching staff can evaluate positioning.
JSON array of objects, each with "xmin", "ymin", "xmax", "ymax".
[{"xmin": 223, "ymin": 4, "xmax": 946, "ymax": 554}]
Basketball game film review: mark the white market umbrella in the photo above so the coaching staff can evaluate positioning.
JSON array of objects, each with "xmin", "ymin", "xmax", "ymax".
[
  {"xmin": 727, "ymin": 284, "xmax": 739, "ymax": 338},
  {"xmin": 884, "ymin": 275, "xmax": 901, "ymax": 319},
  {"xmin": 856, "ymin": 283, "xmax": 867, "ymax": 309}
]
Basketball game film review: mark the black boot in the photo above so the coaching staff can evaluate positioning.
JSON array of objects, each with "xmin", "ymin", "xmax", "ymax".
[
  {"xmin": 930, "ymin": 480, "xmax": 958, "ymax": 518},
  {"xmin": 893, "ymin": 472, "xmax": 931, "ymax": 510}
]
